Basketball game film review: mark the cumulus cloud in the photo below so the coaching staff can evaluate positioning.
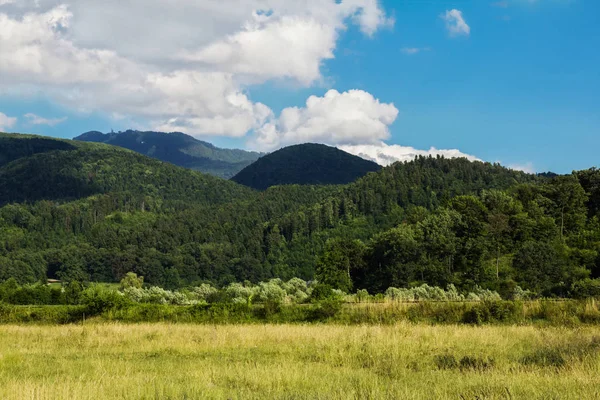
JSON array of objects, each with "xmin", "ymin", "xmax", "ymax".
[
  {"xmin": 0, "ymin": 1, "xmax": 479, "ymax": 166},
  {"xmin": 0, "ymin": 1, "xmax": 393, "ymax": 136},
  {"xmin": 340, "ymin": 142, "xmax": 479, "ymax": 166},
  {"xmin": 251, "ymin": 89, "xmax": 399, "ymax": 150},
  {"xmin": 249, "ymin": 89, "xmax": 478, "ymax": 166},
  {"xmin": 0, "ymin": 112, "xmax": 17, "ymax": 131},
  {"xmin": 442, "ymin": 9, "xmax": 470, "ymax": 37},
  {"xmin": 179, "ymin": 15, "xmax": 339, "ymax": 86},
  {"xmin": 0, "ymin": 6, "xmax": 139, "ymax": 85},
  {"xmin": 24, "ymin": 113, "xmax": 67, "ymax": 126}
]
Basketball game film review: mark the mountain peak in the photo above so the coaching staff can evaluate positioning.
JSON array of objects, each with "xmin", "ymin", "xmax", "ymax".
[
  {"xmin": 73, "ymin": 129, "xmax": 261, "ymax": 179},
  {"xmin": 231, "ymin": 143, "xmax": 381, "ymax": 190}
]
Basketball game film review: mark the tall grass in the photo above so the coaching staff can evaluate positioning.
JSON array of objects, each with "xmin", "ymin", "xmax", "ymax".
[{"xmin": 0, "ymin": 323, "xmax": 599, "ymax": 399}]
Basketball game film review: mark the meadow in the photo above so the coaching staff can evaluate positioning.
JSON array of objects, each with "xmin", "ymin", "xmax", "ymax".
[{"xmin": 0, "ymin": 322, "xmax": 599, "ymax": 399}]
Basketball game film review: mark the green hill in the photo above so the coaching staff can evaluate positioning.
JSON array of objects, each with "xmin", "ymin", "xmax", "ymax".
[
  {"xmin": 74, "ymin": 130, "xmax": 262, "ymax": 178},
  {"xmin": 231, "ymin": 143, "xmax": 382, "ymax": 190},
  {"xmin": 0, "ymin": 132, "xmax": 253, "ymax": 205}
]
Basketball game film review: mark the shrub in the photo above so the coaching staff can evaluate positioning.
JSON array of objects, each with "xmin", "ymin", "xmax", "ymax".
[
  {"xmin": 445, "ymin": 284, "xmax": 465, "ymax": 301},
  {"xmin": 308, "ymin": 299, "xmax": 343, "ymax": 321},
  {"xmin": 224, "ymin": 283, "xmax": 254, "ymax": 305},
  {"xmin": 123, "ymin": 287, "xmax": 144, "ymax": 303},
  {"xmin": 470, "ymin": 286, "xmax": 502, "ymax": 301},
  {"xmin": 385, "ymin": 287, "xmax": 414, "ymax": 302},
  {"xmin": 119, "ymin": 272, "xmax": 144, "ymax": 290},
  {"xmin": 283, "ymin": 278, "xmax": 308, "ymax": 294},
  {"xmin": 356, "ymin": 289, "xmax": 370, "ymax": 303},
  {"xmin": 255, "ymin": 281, "xmax": 286, "ymax": 315},
  {"xmin": 80, "ymin": 285, "xmax": 129, "ymax": 315},
  {"xmin": 192, "ymin": 283, "xmax": 218, "ymax": 301},
  {"xmin": 309, "ymin": 283, "xmax": 335, "ymax": 302},
  {"xmin": 385, "ymin": 284, "xmax": 485, "ymax": 302},
  {"xmin": 572, "ymin": 278, "xmax": 600, "ymax": 299},
  {"xmin": 512, "ymin": 285, "xmax": 536, "ymax": 301},
  {"xmin": 462, "ymin": 305, "xmax": 492, "ymax": 325},
  {"xmin": 486, "ymin": 301, "xmax": 522, "ymax": 322},
  {"xmin": 64, "ymin": 281, "xmax": 83, "ymax": 305}
]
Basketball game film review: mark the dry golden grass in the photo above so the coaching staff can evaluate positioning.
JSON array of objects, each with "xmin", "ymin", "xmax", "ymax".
[{"xmin": 0, "ymin": 323, "xmax": 599, "ymax": 399}]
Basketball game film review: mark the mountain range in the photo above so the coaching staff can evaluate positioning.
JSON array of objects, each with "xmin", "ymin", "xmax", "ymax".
[{"xmin": 74, "ymin": 130, "xmax": 262, "ymax": 179}]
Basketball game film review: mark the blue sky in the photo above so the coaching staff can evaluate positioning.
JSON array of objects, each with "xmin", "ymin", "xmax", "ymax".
[{"xmin": 0, "ymin": 0, "xmax": 598, "ymax": 173}]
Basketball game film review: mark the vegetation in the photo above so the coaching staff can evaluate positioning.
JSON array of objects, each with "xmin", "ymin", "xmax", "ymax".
[
  {"xmin": 3, "ymin": 277, "xmax": 600, "ymax": 327},
  {"xmin": 231, "ymin": 143, "xmax": 381, "ymax": 190},
  {"xmin": 1, "ymin": 323, "xmax": 599, "ymax": 399},
  {"xmin": 1, "ymin": 133, "xmax": 600, "ymax": 301},
  {"xmin": 75, "ymin": 129, "xmax": 262, "ymax": 178}
]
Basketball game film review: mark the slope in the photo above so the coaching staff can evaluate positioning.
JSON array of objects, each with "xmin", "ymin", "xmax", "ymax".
[
  {"xmin": 231, "ymin": 143, "xmax": 382, "ymax": 190},
  {"xmin": 0, "ymin": 132, "xmax": 254, "ymax": 205},
  {"xmin": 4, "ymin": 132, "xmax": 594, "ymax": 299},
  {"xmin": 74, "ymin": 130, "xmax": 262, "ymax": 178}
]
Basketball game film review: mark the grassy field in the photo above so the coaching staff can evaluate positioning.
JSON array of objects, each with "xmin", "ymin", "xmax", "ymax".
[{"xmin": 0, "ymin": 323, "xmax": 599, "ymax": 399}]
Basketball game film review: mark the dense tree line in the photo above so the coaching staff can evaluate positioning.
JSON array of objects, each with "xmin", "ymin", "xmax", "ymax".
[
  {"xmin": 316, "ymin": 170, "xmax": 600, "ymax": 297},
  {"xmin": 1, "ymin": 133, "xmax": 599, "ymax": 298}
]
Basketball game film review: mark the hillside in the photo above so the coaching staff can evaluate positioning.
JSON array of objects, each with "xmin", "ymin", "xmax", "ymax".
[
  {"xmin": 0, "ymin": 132, "xmax": 253, "ymax": 205},
  {"xmin": 74, "ymin": 130, "xmax": 262, "ymax": 178},
  {"xmin": 231, "ymin": 143, "xmax": 382, "ymax": 190},
  {"xmin": 1, "ymin": 131, "xmax": 599, "ymax": 298}
]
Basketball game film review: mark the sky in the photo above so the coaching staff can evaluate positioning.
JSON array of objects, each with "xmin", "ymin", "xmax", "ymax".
[{"xmin": 0, "ymin": 0, "xmax": 598, "ymax": 173}]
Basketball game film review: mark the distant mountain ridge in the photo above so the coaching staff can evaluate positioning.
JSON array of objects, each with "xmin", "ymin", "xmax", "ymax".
[
  {"xmin": 0, "ymin": 132, "xmax": 253, "ymax": 205},
  {"xmin": 74, "ymin": 130, "xmax": 262, "ymax": 179},
  {"xmin": 231, "ymin": 143, "xmax": 382, "ymax": 190}
]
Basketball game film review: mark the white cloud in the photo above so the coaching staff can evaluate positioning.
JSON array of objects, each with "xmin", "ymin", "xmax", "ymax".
[
  {"xmin": 147, "ymin": 71, "xmax": 274, "ymax": 137},
  {"xmin": 251, "ymin": 89, "xmax": 399, "ymax": 150},
  {"xmin": 0, "ymin": 1, "xmax": 479, "ymax": 168},
  {"xmin": 0, "ymin": 1, "xmax": 393, "ymax": 137},
  {"xmin": 0, "ymin": 112, "xmax": 17, "ymax": 131},
  {"xmin": 442, "ymin": 9, "xmax": 470, "ymax": 37},
  {"xmin": 340, "ymin": 142, "xmax": 479, "ymax": 166},
  {"xmin": 400, "ymin": 47, "xmax": 431, "ymax": 55},
  {"xmin": 0, "ymin": 6, "xmax": 139, "ymax": 85},
  {"xmin": 507, "ymin": 162, "xmax": 536, "ymax": 174},
  {"xmin": 249, "ymin": 89, "xmax": 478, "ymax": 166},
  {"xmin": 179, "ymin": 15, "xmax": 339, "ymax": 86},
  {"xmin": 24, "ymin": 113, "xmax": 67, "ymax": 126}
]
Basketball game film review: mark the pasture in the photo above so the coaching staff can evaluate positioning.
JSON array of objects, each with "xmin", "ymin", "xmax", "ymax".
[{"xmin": 0, "ymin": 323, "xmax": 599, "ymax": 399}]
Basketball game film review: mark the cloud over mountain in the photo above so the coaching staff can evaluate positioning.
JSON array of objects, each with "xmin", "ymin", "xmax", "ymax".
[
  {"xmin": 251, "ymin": 89, "xmax": 399, "ymax": 150},
  {"xmin": 0, "ymin": 1, "xmax": 393, "ymax": 137}
]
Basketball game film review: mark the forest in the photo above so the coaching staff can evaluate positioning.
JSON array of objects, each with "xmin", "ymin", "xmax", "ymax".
[{"xmin": 1, "ymin": 132, "xmax": 599, "ymax": 299}]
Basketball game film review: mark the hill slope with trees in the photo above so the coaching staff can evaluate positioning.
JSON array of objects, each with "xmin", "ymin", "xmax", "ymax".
[
  {"xmin": 74, "ymin": 130, "xmax": 262, "ymax": 178},
  {"xmin": 1, "ymin": 132, "xmax": 600, "ymax": 298},
  {"xmin": 231, "ymin": 143, "xmax": 382, "ymax": 190},
  {"xmin": 0, "ymin": 133, "xmax": 254, "ymax": 206}
]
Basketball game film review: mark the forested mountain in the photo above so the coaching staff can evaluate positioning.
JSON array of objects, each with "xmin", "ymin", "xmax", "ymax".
[
  {"xmin": 231, "ymin": 143, "xmax": 382, "ymax": 190},
  {"xmin": 74, "ymin": 130, "xmax": 262, "ymax": 178},
  {"xmin": 0, "ymin": 133, "xmax": 253, "ymax": 205},
  {"xmin": 1, "ymin": 132, "xmax": 600, "ymax": 298}
]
